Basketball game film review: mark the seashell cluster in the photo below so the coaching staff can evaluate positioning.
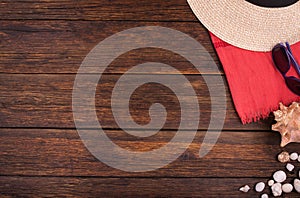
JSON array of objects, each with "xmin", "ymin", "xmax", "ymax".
[
  {"xmin": 272, "ymin": 102, "xmax": 300, "ymax": 147},
  {"xmin": 239, "ymin": 151, "xmax": 300, "ymax": 196}
]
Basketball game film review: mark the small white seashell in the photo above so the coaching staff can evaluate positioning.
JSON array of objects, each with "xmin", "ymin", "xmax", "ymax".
[
  {"xmin": 282, "ymin": 183, "xmax": 293, "ymax": 193},
  {"xmin": 239, "ymin": 185, "xmax": 250, "ymax": 193},
  {"xmin": 273, "ymin": 170, "xmax": 287, "ymax": 183},
  {"xmin": 255, "ymin": 182, "xmax": 265, "ymax": 192},
  {"xmin": 286, "ymin": 163, "xmax": 295, "ymax": 172},
  {"xmin": 271, "ymin": 183, "xmax": 282, "ymax": 197},
  {"xmin": 261, "ymin": 193, "xmax": 268, "ymax": 198},
  {"xmin": 268, "ymin": 180, "xmax": 274, "ymax": 186},
  {"xmin": 294, "ymin": 179, "xmax": 300, "ymax": 193},
  {"xmin": 278, "ymin": 151, "xmax": 290, "ymax": 163},
  {"xmin": 290, "ymin": 152, "xmax": 298, "ymax": 160}
]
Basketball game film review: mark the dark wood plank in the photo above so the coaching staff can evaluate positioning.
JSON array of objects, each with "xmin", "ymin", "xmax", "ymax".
[
  {"xmin": 0, "ymin": 74, "xmax": 273, "ymax": 129},
  {"xmin": 0, "ymin": 20, "xmax": 221, "ymax": 74},
  {"xmin": 3, "ymin": 176, "xmax": 300, "ymax": 198},
  {"xmin": 0, "ymin": 0, "xmax": 196, "ymax": 21},
  {"xmin": 1, "ymin": 128, "xmax": 298, "ymax": 177},
  {"xmin": 2, "ymin": 1, "xmax": 296, "ymax": 197}
]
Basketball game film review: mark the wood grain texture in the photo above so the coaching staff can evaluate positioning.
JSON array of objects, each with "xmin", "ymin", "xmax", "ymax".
[
  {"xmin": 2, "ymin": 176, "xmax": 300, "ymax": 198},
  {"xmin": 0, "ymin": 0, "xmax": 196, "ymax": 21},
  {"xmin": 0, "ymin": 74, "xmax": 273, "ymax": 129},
  {"xmin": 2, "ymin": 0, "xmax": 299, "ymax": 197},
  {"xmin": 0, "ymin": 20, "xmax": 220, "ymax": 74},
  {"xmin": 1, "ymin": 128, "xmax": 298, "ymax": 178}
]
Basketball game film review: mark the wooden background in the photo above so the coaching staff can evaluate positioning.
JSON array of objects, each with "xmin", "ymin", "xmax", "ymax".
[{"xmin": 1, "ymin": 0, "xmax": 300, "ymax": 197}]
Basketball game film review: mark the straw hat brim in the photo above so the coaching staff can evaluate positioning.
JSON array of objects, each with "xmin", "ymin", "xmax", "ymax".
[{"xmin": 187, "ymin": 0, "xmax": 300, "ymax": 51}]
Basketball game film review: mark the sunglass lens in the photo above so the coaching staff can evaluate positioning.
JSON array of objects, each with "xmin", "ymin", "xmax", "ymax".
[
  {"xmin": 285, "ymin": 76, "xmax": 300, "ymax": 96},
  {"xmin": 272, "ymin": 45, "xmax": 290, "ymax": 74}
]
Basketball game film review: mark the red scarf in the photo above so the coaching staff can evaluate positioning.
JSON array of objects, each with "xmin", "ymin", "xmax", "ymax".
[{"xmin": 210, "ymin": 33, "xmax": 300, "ymax": 124}]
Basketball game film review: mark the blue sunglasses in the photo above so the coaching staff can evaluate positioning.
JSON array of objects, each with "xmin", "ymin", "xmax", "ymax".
[{"xmin": 272, "ymin": 42, "xmax": 300, "ymax": 95}]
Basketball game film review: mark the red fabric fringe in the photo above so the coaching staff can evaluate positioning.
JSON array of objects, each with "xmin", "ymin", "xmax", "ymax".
[{"xmin": 210, "ymin": 33, "xmax": 300, "ymax": 124}]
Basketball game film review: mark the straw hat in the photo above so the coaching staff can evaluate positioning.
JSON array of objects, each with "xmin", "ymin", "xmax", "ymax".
[{"xmin": 187, "ymin": 0, "xmax": 300, "ymax": 51}]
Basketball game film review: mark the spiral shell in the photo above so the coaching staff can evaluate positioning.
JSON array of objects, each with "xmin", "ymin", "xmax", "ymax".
[{"xmin": 272, "ymin": 102, "xmax": 300, "ymax": 147}]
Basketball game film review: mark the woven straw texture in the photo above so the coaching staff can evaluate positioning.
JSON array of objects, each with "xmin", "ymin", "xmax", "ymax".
[{"xmin": 187, "ymin": 0, "xmax": 300, "ymax": 51}]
